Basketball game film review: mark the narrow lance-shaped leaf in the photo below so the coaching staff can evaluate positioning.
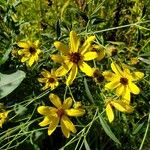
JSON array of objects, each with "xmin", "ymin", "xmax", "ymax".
[{"xmin": 98, "ymin": 113, "xmax": 121, "ymax": 145}]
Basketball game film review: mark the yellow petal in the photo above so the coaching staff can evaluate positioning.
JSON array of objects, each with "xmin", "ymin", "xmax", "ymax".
[
  {"xmin": 49, "ymin": 93, "xmax": 62, "ymax": 108},
  {"xmin": 18, "ymin": 49, "xmax": 28, "ymax": 55},
  {"xmin": 28, "ymin": 56, "xmax": 35, "ymax": 66},
  {"xmin": 106, "ymin": 103, "xmax": 114, "ymax": 123},
  {"xmin": 51, "ymin": 55, "xmax": 64, "ymax": 63},
  {"xmin": 66, "ymin": 64, "xmax": 78, "ymax": 85},
  {"xmin": 41, "ymin": 70, "xmax": 51, "ymax": 77},
  {"xmin": 18, "ymin": 42, "xmax": 29, "ymax": 48},
  {"xmin": 122, "ymin": 86, "xmax": 131, "ymax": 104},
  {"xmin": 69, "ymin": 31, "xmax": 80, "ymax": 52},
  {"xmin": 65, "ymin": 108, "xmax": 85, "ymax": 117},
  {"xmin": 37, "ymin": 49, "xmax": 41, "ymax": 54},
  {"xmin": 102, "ymin": 71, "xmax": 115, "ymax": 81},
  {"xmin": 128, "ymin": 82, "xmax": 140, "ymax": 94},
  {"xmin": 116, "ymin": 85, "xmax": 124, "ymax": 96},
  {"xmin": 55, "ymin": 62, "xmax": 73, "ymax": 77},
  {"xmin": 33, "ymin": 54, "xmax": 39, "ymax": 61},
  {"xmin": 105, "ymin": 80, "xmax": 120, "ymax": 90},
  {"xmin": 132, "ymin": 72, "xmax": 144, "ymax": 81},
  {"xmin": 39, "ymin": 116, "xmax": 50, "ymax": 127},
  {"xmin": 54, "ymin": 41, "xmax": 68, "ymax": 54},
  {"xmin": 61, "ymin": 115, "xmax": 77, "ymax": 133},
  {"xmin": 111, "ymin": 101, "xmax": 133, "ymax": 113},
  {"xmin": 48, "ymin": 117, "xmax": 59, "ymax": 135},
  {"xmin": 111, "ymin": 101, "xmax": 127, "ymax": 112},
  {"xmin": 111, "ymin": 62, "xmax": 123, "ymax": 76},
  {"xmin": 62, "ymin": 97, "xmax": 73, "ymax": 109},
  {"xmin": 83, "ymin": 52, "xmax": 98, "ymax": 61},
  {"xmin": 38, "ymin": 78, "xmax": 48, "ymax": 83},
  {"xmin": 79, "ymin": 62, "xmax": 93, "ymax": 76},
  {"xmin": 60, "ymin": 117, "xmax": 70, "ymax": 138},
  {"xmin": 37, "ymin": 106, "xmax": 52, "ymax": 115},
  {"xmin": 21, "ymin": 57, "xmax": 29, "ymax": 62},
  {"xmin": 96, "ymin": 49, "xmax": 105, "ymax": 61},
  {"xmin": 80, "ymin": 36, "xmax": 95, "ymax": 54},
  {"xmin": 34, "ymin": 40, "xmax": 39, "ymax": 47}
]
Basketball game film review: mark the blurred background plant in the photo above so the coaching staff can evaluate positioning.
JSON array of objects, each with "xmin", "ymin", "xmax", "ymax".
[{"xmin": 0, "ymin": 0, "xmax": 150, "ymax": 150}]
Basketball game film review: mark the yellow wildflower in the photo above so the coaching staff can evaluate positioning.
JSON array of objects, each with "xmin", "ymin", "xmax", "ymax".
[
  {"xmin": 51, "ymin": 31, "xmax": 98, "ymax": 85},
  {"xmin": 37, "ymin": 93, "xmax": 85, "ymax": 138},
  {"xmin": 38, "ymin": 69, "xmax": 59, "ymax": 90},
  {"xmin": 103, "ymin": 62, "xmax": 144, "ymax": 103},
  {"xmin": 105, "ymin": 99, "xmax": 133, "ymax": 123},
  {"xmin": 18, "ymin": 40, "xmax": 41, "ymax": 66},
  {"xmin": 0, "ymin": 111, "xmax": 9, "ymax": 128}
]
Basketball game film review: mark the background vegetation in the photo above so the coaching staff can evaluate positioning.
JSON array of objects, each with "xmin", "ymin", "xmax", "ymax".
[{"xmin": 0, "ymin": 0, "xmax": 150, "ymax": 150}]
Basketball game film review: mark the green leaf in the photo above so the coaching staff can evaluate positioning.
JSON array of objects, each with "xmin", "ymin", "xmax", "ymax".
[
  {"xmin": 132, "ymin": 122, "xmax": 145, "ymax": 135},
  {"xmin": 84, "ymin": 78, "xmax": 94, "ymax": 104},
  {"xmin": 84, "ymin": 138, "xmax": 91, "ymax": 150},
  {"xmin": 0, "ymin": 70, "xmax": 26, "ymax": 99},
  {"xmin": 98, "ymin": 113, "xmax": 121, "ymax": 145},
  {"xmin": 14, "ymin": 104, "xmax": 27, "ymax": 115},
  {"xmin": 0, "ymin": 48, "xmax": 12, "ymax": 65}
]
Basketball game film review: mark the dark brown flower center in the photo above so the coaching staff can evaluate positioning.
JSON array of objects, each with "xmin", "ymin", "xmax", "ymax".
[
  {"xmin": 120, "ymin": 77, "xmax": 128, "ymax": 85},
  {"xmin": 29, "ymin": 47, "xmax": 36, "ymax": 54},
  {"xmin": 93, "ymin": 69, "xmax": 100, "ymax": 78},
  {"xmin": 48, "ymin": 77, "xmax": 55, "ymax": 83},
  {"xmin": 57, "ymin": 108, "xmax": 64, "ymax": 118},
  {"xmin": 97, "ymin": 75, "xmax": 104, "ymax": 83},
  {"xmin": 69, "ymin": 52, "xmax": 81, "ymax": 64}
]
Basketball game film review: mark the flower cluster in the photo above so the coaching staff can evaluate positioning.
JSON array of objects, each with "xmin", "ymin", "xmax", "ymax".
[{"xmin": 15, "ymin": 30, "xmax": 144, "ymax": 137}]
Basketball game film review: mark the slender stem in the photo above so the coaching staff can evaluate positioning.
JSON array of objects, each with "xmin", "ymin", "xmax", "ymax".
[{"xmin": 139, "ymin": 113, "xmax": 150, "ymax": 150}]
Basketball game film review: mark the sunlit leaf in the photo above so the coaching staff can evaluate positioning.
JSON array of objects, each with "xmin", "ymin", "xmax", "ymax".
[{"xmin": 0, "ymin": 70, "xmax": 26, "ymax": 99}]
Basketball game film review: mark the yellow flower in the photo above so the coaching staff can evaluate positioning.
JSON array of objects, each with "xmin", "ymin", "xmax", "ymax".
[
  {"xmin": 18, "ymin": 40, "xmax": 41, "ymax": 66},
  {"xmin": 103, "ymin": 62, "xmax": 144, "ymax": 103},
  {"xmin": 51, "ymin": 31, "xmax": 98, "ymax": 85},
  {"xmin": 37, "ymin": 93, "xmax": 85, "ymax": 138},
  {"xmin": 38, "ymin": 69, "xmax": 59, "ymax": 90},
  {"xmin": 105, "ymin": 99, "xmax": 133, "ymax": 123},
  {"xmin": 0, "ymin": 111, "xmax": 9, "ymax": 128}
]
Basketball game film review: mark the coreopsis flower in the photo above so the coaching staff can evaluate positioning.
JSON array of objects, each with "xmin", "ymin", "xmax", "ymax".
[
  {"xmin": 37, "ymin": 93, "xmax": 85, "ymax": 138},
  {"xmin": 51, "ymin": 31, "xmax": 98, "ymax": 85},
  {"xmin": 18, "ymin": 40, "xmax": 41, "ymax": 66},
  {"xmin": 105, "ymin": 99, "xmax": 133, "ymax": 123},
  {"xmin": 0, "ymin": 111, "xmax": 9, "ymax": 128},
  {"xmin": 38, "ymin": 69, "xmax": 59, "ymax": 90},
  {"xmin": 103, "ymin": 62, "xmax": 144, "ymax": 103}
]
